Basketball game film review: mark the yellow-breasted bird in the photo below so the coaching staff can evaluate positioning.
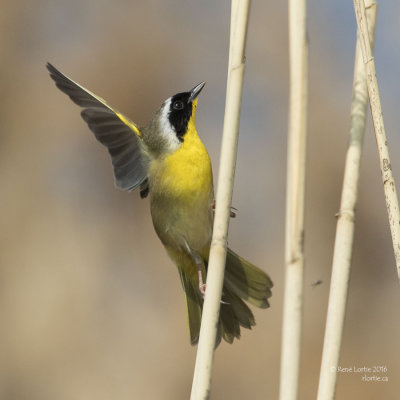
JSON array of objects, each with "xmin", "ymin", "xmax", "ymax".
[{"xmin": 46, "ymin": 63, "xmax": 273, "ymax": 345}]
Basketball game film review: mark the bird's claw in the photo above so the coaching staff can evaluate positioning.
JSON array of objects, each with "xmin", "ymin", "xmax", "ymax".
[
  {"xmin": 199, "ymin": 283, "xmax": 207, "ymax": 297},
  {"xmin": 211, "ymin": 200, "xmax": 237, "ymax": 218},
  {"xmin": 198, "ymin": 282, "xmax": 229, "ymax": 304}
]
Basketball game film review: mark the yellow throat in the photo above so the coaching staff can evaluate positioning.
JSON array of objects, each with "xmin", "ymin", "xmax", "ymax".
[{"xmin": 152, "ymin": 99, "xmax": 213, "ymax": 200}]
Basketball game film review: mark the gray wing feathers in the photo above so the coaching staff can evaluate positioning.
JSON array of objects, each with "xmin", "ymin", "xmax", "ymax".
[
  {"xmin": 47, "ymin": 62, "xmax": 147, "ymax": 192},
  {"xmin": 81, "ymin": 108, "xmax": 146, "ymax": 191}
]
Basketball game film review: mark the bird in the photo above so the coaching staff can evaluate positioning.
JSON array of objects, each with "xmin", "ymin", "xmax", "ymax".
[{"xmin": 46, "ymin": 63, "xmax": 273, "ymax": 346}]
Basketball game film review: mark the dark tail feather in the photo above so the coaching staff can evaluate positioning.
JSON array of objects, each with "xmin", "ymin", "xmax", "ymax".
[
  {"xmin": 219, "ymin": 248, "xmax": 273, "ymax": 343},
  {"xmin": 219, "ymin": 288, "xmax": 254, "ymax": 343},
  {"xmin": 224, "ymin": 248, "xmax": 273, "ymax": 309},
  {"xmin": 180, "ymin": 248, "xmax": 273, "ymax": 346},
  {"xmin": 179, "ymin": 269, "xmax": 203, "ymax": 345}
]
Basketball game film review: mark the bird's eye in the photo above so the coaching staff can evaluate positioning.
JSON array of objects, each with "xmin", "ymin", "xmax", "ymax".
[{"xmin": 173, "ymin": 100, "xmax": 184, "ymax": 110}]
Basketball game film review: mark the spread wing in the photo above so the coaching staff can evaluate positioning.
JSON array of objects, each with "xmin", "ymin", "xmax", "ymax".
[{"xmin": 47, "ymin": 62, "xmax": 148, "ymax": 193}]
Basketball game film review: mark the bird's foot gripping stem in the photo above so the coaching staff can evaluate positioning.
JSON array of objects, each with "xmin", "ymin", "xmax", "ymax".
[
  {"xmin": 211, "ymin": 200, "xmax": 237, "ymax": 218},
  {"xmin": 191, "ymin": 249, "xmax": 229, "ymax": 304},
  {"xmin": 196, "ymin": 263, "xmax": 229, "ymax": 305},
  {"xmin": 197, "ymin": 269, "xmax": 207, "ymax": 297}
]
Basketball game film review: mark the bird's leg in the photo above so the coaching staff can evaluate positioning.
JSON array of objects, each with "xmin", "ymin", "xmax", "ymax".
[
  {"xmin": 198, "ymin": 270, "xmax": 206, "ymax": 296},
  {"xmin": 211, "ymin": 200, "xmax": 237, "ymax": 218},
  {"xmin": 191, "ymin": 249, "xmax": 229, "ymax": 304},
  {"xmin": 192, "ymin": 251, "xmax": 207, "ymax": 296}
]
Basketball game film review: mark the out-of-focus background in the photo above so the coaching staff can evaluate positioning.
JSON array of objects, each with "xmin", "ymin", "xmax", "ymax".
[{"xmin": 1, "ymin": 1, "xmax": 399, "ymax": 399}]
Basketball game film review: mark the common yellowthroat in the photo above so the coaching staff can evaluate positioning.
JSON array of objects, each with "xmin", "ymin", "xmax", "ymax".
[{"xmin": 47, "ymin": 63, "xmax": 273, "ymax": 345}]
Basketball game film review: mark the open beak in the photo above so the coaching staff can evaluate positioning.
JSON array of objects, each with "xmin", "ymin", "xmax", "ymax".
[{"xmin": 188, "ymin": 81, "xmax": 206, "ymax": 103}]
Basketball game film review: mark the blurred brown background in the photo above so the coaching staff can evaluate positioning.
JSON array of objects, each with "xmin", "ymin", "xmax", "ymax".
[{"xmin": 1, "ymin": 1, "xmax": 400, "ymax": 399}]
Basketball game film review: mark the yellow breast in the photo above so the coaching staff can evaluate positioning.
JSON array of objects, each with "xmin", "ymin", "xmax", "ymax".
[
  {"xmin": 148, "ymin": 115, "xmax": 214, "ymax": 252},
  {"xmin": 152, "ymin": 118, "xmax": 213, "ymax": 200}
]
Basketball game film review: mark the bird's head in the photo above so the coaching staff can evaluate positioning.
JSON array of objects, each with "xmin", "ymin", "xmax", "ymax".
[{"xmin": 143, "ymin": 82, "xmax": 206, "ymax": 155}]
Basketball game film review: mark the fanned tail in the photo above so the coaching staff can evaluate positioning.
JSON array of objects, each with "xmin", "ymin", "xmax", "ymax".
[
  {"xmin": 179, "ymin": 248, "xmax": 273, "ymax": 346},
  {"xmin": 224, "ymin": 248, "xmax": 273, "ymax": 309}
]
